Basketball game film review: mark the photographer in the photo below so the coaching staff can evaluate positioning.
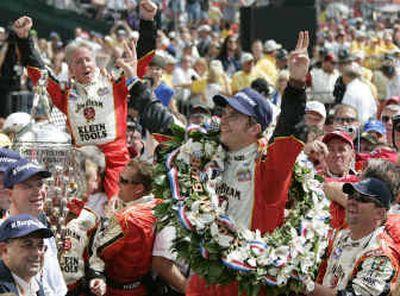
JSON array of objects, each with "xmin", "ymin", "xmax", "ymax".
[
  {"xmin": 332, "ymin": 104, "xmax": 360, "ymax": 140},
  {"xmin": 392, "ymin": 112, "xmax": 400, "ymax": 150}
]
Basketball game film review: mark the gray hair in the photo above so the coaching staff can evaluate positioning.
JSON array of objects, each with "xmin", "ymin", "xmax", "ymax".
[
  {"xmin": 333, "ymin": 103, "xmax": 359, "ymax": 119},
  {"xmin": 361, "ymin": 158, "xmax": 400, "ymax": 199},
  {"xmin": 64, "ymin": 39, "xmax": 96, "ymax": 65},
  {"xmin": 75, "ymin": 145, "xmax": 106, "ymax": 172}
]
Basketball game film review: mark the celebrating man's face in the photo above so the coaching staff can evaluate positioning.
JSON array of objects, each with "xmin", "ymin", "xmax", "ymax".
[
  {"xmin": 69, "ymin": 47, "xmax": 96, "ymax": 85},
  {"xmin": 2, "ymin": 233, "xmax": 46, "ymax": 281},
  {"xmin": 220, "ymin": 106, "xmax": 257, "ymax": 151},
  {"xmin": 10, "ymin": 175, "xmax": 45, "ymax": 217}
]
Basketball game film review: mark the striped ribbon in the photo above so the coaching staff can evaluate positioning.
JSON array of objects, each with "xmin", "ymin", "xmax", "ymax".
[
  {"xmin": 165, "ymin": 147, "xmax": 180, "ymax": 170},
  {"xmin": 247, "ymin": 240, "xmax": 268, "ymax": 256},
  {"xmin": 186, "ymin": 124, "xmax": 207, "ymax": 134},
  {"xmin": 264, "ymin": 274, "xmax": 278, "ymax": 286},
  {"xmin": 200, "ymin": 239, "xmax": 209, "ymax": 259},
  {"xmin": 177, "ymin": 204, "xmax": 194, "ymax": 231},
  {"xmin": 168, "ymin": 167, "xmax": 182, "ymax": 201},
  {"xmin": 216, "ymin": 215, "xmax": 236, "ymax": 232},
  {"xmin": 221, "ymin": 256, "xmax": 256, "ymax": 272}
]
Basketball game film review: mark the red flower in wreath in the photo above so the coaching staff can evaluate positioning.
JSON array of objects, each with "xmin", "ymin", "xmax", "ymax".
[{"xmin": 83, "ymin": 107, "xmax": 96, "ymax": 122}]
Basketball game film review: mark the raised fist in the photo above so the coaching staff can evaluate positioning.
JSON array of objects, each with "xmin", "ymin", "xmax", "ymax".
[
  {"xmin": 13, "ymin": 16, "xmax": 33, "ymax": 39},
  {"xmin": 139, "ymin": 0, "xmax": 157, "ymax": 21}
]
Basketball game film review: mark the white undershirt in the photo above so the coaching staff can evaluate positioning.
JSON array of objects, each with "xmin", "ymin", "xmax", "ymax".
[{"xmin": 12, "ymin": 272, "xmax": 40, "ymax": 296}]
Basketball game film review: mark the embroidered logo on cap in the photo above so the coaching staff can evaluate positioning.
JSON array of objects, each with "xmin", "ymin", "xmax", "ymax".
[{"xmin": 12, "ymin": 163, "xmax": 41, "ymax": 176}]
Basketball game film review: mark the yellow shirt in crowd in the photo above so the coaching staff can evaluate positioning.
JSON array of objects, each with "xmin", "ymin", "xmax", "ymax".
[{"xmin": 231, "ymin": 69, "xmax": 269, "ymax": 94}]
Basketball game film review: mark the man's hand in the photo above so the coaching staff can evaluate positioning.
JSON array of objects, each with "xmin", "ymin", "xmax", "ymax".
[
  {"xmin": 288, "ymin": 31, "xmax": 310, "ymax": 82},
  {"xmin": 115, "ymin": 40, "xmax": 137, "ymax": 79},
  {"xmin": 139, "ymin": 0, "xmax": 157, "ymax": 21},
  {"xmin": 13, "ymin": 16, "xmax": 33, "ymax": 39},
  {"xmin": 90, "ymin": 278, "xmax": 106, "ymax": 296},
  {"xmin": 304, "ymin": 139, "xmax": 328, "ymax": 171}
]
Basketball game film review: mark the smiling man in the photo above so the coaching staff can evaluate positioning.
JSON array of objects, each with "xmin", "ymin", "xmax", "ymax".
[
  {"xmin": 3, "ymin": 158, "xmax": 67, "ymax": 296},
  {"xmin": 129, "ymin": 31, "xmax": 309, "ymax": 295},
  {"xmin": 310, "ymin": 178, "xmax": 400, "ymax": 296},
  {"xmin": 0, "ymin": 214, "xmax": 54, "ymax": 296},
  {"xmin": 88, "ymin": 159, "xmax": 161, "ymax": 296},
  {"xmin": 0, "ymin": 148, "xmax": 21, "ymax": 218}
]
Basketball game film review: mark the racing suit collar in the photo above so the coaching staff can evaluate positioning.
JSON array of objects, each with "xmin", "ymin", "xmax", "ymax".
[{"xmin": 226, "ymin": 143, "xmax": 258, "ymax": 162}]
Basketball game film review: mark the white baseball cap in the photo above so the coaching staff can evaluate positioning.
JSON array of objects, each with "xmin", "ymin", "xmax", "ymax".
[
  {"xmin": 306, "ymin": 101, "xmax": 326, "ymax": 119},
  {"xmin": 264, "ymin": 39, "xmax": 282, "ymax": 52},
  {"xmin": 240, "ymin": 52, "xmax": 254, "ymax": 64}
]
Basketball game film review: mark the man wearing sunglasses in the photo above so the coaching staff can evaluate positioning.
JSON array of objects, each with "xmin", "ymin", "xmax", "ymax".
[
  {"xmin": 380, "ymin": 103, "xmax": 400, "ymax": 147},
  {"xmin": 311, "ymin": 177, "xmax": 399, "ymax": 295},
  {"xmin": 0, "ymin": 214, "xmax": 53, "ymax": 295},
  {"xmin": 333, "ymin": 104, "xmax": 360, "ymax": 140},
  {"xmin": 392, "ymin": 112, "xmax": 400, "ymax": 150},
  {"xmin": 88, "ymin": 159, "xmax": 161, "ymax": 296}
]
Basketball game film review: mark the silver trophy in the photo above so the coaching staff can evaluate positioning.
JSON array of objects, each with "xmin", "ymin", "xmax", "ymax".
[{"xmin": 12, "ymin": 69, "xmax": 86, "ymax": 249}]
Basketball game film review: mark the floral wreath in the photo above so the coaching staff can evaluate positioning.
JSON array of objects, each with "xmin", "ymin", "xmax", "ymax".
[{"xmin": 153, "ymin": 123, "xmax": 330, "ymax": 295}]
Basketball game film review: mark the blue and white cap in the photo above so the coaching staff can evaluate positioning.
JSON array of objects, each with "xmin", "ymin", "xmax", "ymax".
[
  {"xmin": 0, "ymin": 214, "xmax": 53, "ymax": 241},
  {"xmin": 4, "ymin": 158, "xmax": 51, "ymax": 188},
  {"xmin": 0, "ymin": 148, "xmax": 21, "ymax": 173}
]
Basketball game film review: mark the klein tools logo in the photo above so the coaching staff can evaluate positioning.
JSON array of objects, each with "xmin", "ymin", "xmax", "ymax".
[{"xmin": 83, "ymin": 107, "xmax": 96, "ymax": 122}]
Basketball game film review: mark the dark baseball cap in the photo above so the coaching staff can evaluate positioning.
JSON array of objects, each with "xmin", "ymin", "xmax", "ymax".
[
  {"xmin": 4, "ymin": 158, "xmax": 51, "ymax": 189},
  {"xmin": 190, "ymin": 104, "xmax": 211, "ymax": 115},
  {"xmin": 213, "ymin": 88, "xmax": 272, "ymax": 131},
  {"xmin": 0, "ymin": 148, "xmax": 21, "ymax": 173},
  {"xmin": 343, "ymin": 177, "xmax": 393, "ymax": 209},
  {"xmin": 0, "ymin": 214, "xmax": 53, "ymax": 242}
]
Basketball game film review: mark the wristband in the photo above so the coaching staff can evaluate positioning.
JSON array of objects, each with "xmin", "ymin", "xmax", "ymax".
[
  {"xmin": 288, "ymin": 78, "xmax": 306, "ymax": 89},
  {"xmin": 126, "ymin": 76, "xmax": 138, "ymax": 87}
]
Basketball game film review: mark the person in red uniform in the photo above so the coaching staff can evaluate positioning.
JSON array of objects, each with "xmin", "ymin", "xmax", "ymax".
[
  {"xmin": 321, "ymin": 131, "xmax": 359, "ymax": 230},
  {"xmin": 127, "ymin": 32, "xmax": 309, "ymax": 295},
  {"xmin": 12, "ymin": 0, "xmax": 157, "ymax": 200},
  {"xmin": 88, "ymin": 159, "xmax": 161, "ymax": 296},
  {"xmin": 312, "ymin": 178, "xmax": 399, "ymax": 296}
]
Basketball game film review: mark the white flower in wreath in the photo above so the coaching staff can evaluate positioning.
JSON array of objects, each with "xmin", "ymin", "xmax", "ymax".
[
  {"xmin": 192, "ymin": 213, "xmax": 215, "ymax": 230},
  {"xmin": 212, "ymin": 146, "xmax": 226, "ymax": 168},
  {"xmin": 210, "ymin": 222, "xmax": 234, "ymax": 248},
  {"xmin": 177, "ymin": 139, "xmax": 201, "ymax": 164},
  {"xmin": 271, "ymin": 245, "xmax": 290, "ymax": 266},
  {"xmin": 289, "ymin": 236, "xmax": 306, "ymax": 258},
  {"xmin": 176, "ymin": 150, "xmax": 191, "ymax": 165},
  {"xmin": 204, "ymin": 141, "xmax": 217, "ymax": 158},
  {"xmin": 191, "ymin": 141, "xmax": 204, "ymax": 159}
]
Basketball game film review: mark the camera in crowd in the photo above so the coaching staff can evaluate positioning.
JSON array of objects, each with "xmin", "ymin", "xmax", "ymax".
[{"xmin": 392, "ymin": 113, "xmax": 400, "ymax": 149}]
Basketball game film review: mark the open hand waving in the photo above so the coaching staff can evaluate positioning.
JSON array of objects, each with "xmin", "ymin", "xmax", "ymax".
[
  {"xmin": 288, "ymin": 31, "xmax": 310, "ymax": 82},
  {"xmin": 115, "ymin": 40, "xmax": 138, "ymax": 79}
]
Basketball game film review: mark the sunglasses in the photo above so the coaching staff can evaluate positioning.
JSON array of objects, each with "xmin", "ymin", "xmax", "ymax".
[
  {"xmin": 119, "ymin": 176, "xmax": 140, "ymax": 185},
  {"xmin": 334, "ymin": 117, "xmax": 357, "ymax": 124},
  {"xmin": 381, "ymin": 115, "xmax": 392, "ymax": 123},
  {"xmin": 348, "ymin": 192, "xmax": 384, "ymax": 208}
]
